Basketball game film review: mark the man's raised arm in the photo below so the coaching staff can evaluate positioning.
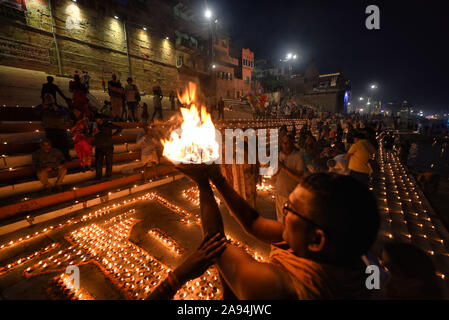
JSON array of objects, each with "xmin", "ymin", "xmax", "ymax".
[
  {"xmin": 209, "ymin": 167, "xmax": 283, "ymax": 244},
  {"xmin": 198, "ymin": 178, "xmax": 224, "ymax": 237},
  {"xmin": 187, "ymin": 167, "xmax": 295, "ymax": 300}
]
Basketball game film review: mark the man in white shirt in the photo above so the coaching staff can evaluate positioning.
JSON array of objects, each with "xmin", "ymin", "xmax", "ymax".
[
  {"xmin": 328, "ymin": 142, "xmax": 349, "ymax": 175},
  {"xmin": 273, "ymin": 134, "xmax": 305, "ymax": 223}
]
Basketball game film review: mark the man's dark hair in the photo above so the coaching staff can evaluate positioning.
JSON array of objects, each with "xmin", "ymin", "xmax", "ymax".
[
  {"xmin": 285, "ymin": 133, "xmax": 295, "ymax": 143},
  {"xmin": 40, "ymin": 139, "xmax": 51, "ymax": 146},
  {"xmin": 153, "ymin": 87, "xmax": 163, "ymax": 96},
  {"xmin": 94, "ymin": 113, "xmax": 104, "ymax": 120},
  {"xmin": 353, "ymin": 131, "xmax": 366, "ymax": 139},
  {"xmin": 127, "ymin": 77, "xmax": 133, "ymax": 82},
  {"xmin": 279, "ymin": 125, "xmax": 288, "ymax": 137},
  {"xmin": 47, "ymin": 76, "xmax": 54, "ymax": 83},
  {"xmin": 300, "ymin": 173, "xmax": 380, "ymax": 260},
  {"xmin": 334, "ymin": 141, "xmax": 346, "ymax": 154}
]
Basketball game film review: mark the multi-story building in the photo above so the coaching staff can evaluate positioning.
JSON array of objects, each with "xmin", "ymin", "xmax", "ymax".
[
  {"xmin": 233, "ymin": 48, "xmax": 255, "ymax": 99},
  {"xmin": 212, "ymin": 32, "xmax": 238, "ymax": 99},
  {"xmin": 302, "ymin": 72, "xmax": 351, "ymax": 113},
  {"xmin": 211, "ymin": 32, "xmax": 255, "ymax": 100},
  {"xmin": 255, "ymin": 58, "xmax": 351, "ymax": 113}
]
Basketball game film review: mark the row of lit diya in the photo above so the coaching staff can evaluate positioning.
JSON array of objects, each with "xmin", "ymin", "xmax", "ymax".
[
  {"xmin": 52, "ymin": 273, "xmax": 95, "ymax": 300},
  {"xmin": 374, "ymin": 145, "xmax": 447, "ymax": 281},
  {"xmin": 182, "ymin": 186, "xmax": 222, "ymax": 206}
]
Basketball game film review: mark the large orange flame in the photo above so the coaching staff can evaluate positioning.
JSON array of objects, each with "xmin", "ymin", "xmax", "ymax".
[{"xmin": 162, "ymin": 82, "xmax": 219, "ymax": 164}]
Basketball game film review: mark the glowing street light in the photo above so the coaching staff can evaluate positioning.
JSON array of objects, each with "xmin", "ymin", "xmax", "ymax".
[
  {"xmin": 205, "ymin": 9, "xmax": 212, "ymax": 19},
  {"xmin": 371, "ymin": 84, "xmax": 378, "ymax": 89},
  {"xmin": 212, "ymin": 64, "xmax": 216, "ymax": 69},
  {"xmin": 283, "ymin": 52, "xmax": 298, "ymax": 62},
  {"xmin": 359, "ymin": 97, "xmax": 364, "ymax": 101}
]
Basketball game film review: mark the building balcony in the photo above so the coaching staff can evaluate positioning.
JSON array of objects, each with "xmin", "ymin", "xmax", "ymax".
[
  {"xmin": 178, "ymin": 64, "xmax": 210, "ymax": 79},
  {"xmin": 175, "ymin": 37, "xmax": 206, "ymax": 56},
  {"xmin": 214, "ymin": 51, "xmax": 238, "ymax": 67}
]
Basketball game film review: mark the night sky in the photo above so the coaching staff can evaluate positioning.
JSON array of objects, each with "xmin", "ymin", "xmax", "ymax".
[{"xmin": 206, "ymin": 0, "xmax": 449, "ymax": 113}]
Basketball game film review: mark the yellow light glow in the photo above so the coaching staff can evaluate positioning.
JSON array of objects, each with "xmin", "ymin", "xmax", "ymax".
[{"xmin": 66, "ymin": 3, "xmax": 80, "ymax": 18}]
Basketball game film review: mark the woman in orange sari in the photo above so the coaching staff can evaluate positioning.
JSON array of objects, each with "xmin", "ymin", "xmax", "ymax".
[{"xmin": 71, "ymin": 108, "xmax": 93, "ymax": 171}]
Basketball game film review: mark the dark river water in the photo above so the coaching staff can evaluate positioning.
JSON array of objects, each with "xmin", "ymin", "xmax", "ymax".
[{"xmin": 409, "ymin": 140, "xmax": 449, "ymax": 178}]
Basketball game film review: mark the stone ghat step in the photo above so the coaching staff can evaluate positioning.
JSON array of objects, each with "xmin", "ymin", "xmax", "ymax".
[
  {"xmin": 0, "ymin": 143, "xmax": 138, "ymax": 170},
  {"xmin": 0, "ymin": 106, "xmax": 41, "ymax": 122},
  {"xmin": 0, "ymin": 164, "xmax": 177, "ymax": 221},
  {"xmin": 0, "ymin": 151, "xmax": 141, "ymax": 185},
  {"xmin": 0, "ymin": 157, "xmax": 148, "ymax": 200},
  {"xmin": 0, "ymin": 120, "xmax": 146, "ymax": 133},
  {"xmin": 223, "ymin": 99, "xmax": 251, "ymax": 106},
  {"xmin": 0, "ymin": 134, "xmax": 138, "ymax": 155},
  {"xmin": 0, "ymin": 127, "xmax": 142, "ymax": 144}
]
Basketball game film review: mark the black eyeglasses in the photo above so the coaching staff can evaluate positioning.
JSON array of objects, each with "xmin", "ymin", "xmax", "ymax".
[{"xmin": 282, "ymin": 201, "xmax": 326, "ymax": 231}]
